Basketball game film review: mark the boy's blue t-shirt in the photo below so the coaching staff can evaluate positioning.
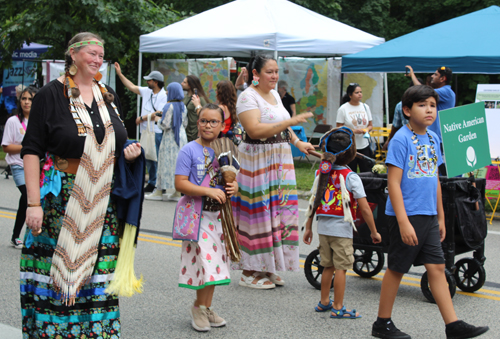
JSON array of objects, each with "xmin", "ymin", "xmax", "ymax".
[{"xmin": 385, "ymin": 125, "xmax": 443, "ymax": 216}]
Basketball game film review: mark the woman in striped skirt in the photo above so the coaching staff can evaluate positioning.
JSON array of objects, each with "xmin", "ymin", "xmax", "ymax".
[{"xmin": 231, "ymin": 54, "xmax": 314, "ymax": 289}]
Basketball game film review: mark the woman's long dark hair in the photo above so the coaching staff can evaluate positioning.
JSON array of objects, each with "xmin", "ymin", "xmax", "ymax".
[
  {"xmin": 341, "ymin": 84, "xmax": 361, "ymax": 105},
  {"xmin": 186, "ymin": 75, "xmax": 209, "ymax": 103},
  {"xmin": 216, "ymin": 80, "xmax": 237, "ymax": 124},
  {"xmin": 246, "ymin": 54, "xmax": 276, "ymax": 86},
  {"xmin": 16, "ymin": 86, "xmax": 38, "ymax": 122}
]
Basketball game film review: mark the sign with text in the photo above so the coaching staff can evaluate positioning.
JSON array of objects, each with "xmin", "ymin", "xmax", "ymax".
[
  {"xmin": 475, "ymin": 84, "xmax": 500, "ymax": 158},
  {"xmin": 2, "ymin": 61, "xmax": 37, "ymax": 97},
  {"xmin": 440, "ymin": 102, "xmax": 491, "ymax": 177}
]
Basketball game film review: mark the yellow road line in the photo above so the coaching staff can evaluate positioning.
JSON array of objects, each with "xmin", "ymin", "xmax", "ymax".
[
  {"xmin": 137, "ymin": 237, "xmax": 182, "ymax": 247},
  {"xmin": 0, "ymin": 214, "xmax": 15, "ymax": 220},
  {"xmin": 0, "ymin": 211, "xmax": 16, "ymax": 216},
  {"xmin": 138, "ymin": 233, "xmax": 182, "ymax": 244},
  {"xmin": 298, "ymin": 264, "xmax": 500, "ymax": 301}
]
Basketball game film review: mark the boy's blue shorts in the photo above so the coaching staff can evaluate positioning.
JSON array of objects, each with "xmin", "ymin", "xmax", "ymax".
[{"xmin": 387, "ymin": 215, "xmax": 445, "ymax": 274}]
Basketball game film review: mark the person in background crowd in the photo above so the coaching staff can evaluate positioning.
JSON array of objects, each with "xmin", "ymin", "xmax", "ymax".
[
  {"xmin": 278, "ymin": 80, "xmax": 296, "ymax": 117},
  {"xmin": 216, "ymin": 80, "xmax": 238, "ymax": 135},
  {"xmin": 115, "ymin": 63, "xmax": 167, "ymax": 193},
  {"xmin": 384, "ymin": 79, "xmax": 423, "ymax": 150},
  {"xmin": 336, "ymin": 83, "xmax": 374, "ymax": 172},
  {"xmin": 145, "ymin": 82, "xmax": 188, "ymax": 201},
  {"xmin": 2, "ymin": 86, "xmax": 38, "ymax": 248},
  {"xmin": 182, "ymin": 75, "xmax": 209, "ymax": 142},
  {"xmin": 235, "ymin": 66, "xmax": 248, "ymax": 94}
]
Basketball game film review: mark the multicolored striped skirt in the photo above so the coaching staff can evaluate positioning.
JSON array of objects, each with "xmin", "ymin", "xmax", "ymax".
[
  {"xmin": 231, "ymin": 142, "xmax": 300, "ymax": 272},
  {"xmin": 21, "ymin": 172, "xmax": 121, "ymax": 338}
]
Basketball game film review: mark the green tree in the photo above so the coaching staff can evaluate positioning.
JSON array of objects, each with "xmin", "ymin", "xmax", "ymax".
[{"xmin": 0, "ymin": 0, "xmax": 182, "ymax": 67}]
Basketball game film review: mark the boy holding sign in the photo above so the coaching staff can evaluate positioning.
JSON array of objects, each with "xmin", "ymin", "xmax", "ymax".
[{"xmin": 371, "ymin": 86, "xmax": 489, "ymax": 339}]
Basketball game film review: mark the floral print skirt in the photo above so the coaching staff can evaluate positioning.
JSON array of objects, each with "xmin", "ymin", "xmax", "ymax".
[{"xmin": 21, "ymin": 172, "xmax": 121, "ymax": 338}]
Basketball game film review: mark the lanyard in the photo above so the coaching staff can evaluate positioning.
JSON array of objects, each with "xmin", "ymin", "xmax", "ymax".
[{"xmin": 18, "ymin": 116, "xmax": 27, "ymax": 131}]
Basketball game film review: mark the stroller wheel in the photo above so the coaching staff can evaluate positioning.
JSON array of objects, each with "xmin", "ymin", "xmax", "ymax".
[
  {"xmin": 454, "ymin": 258, "xmax": 486, "ymax": 292},
  {"xmin": 304, "ymin": 249, "xmax": 334, "ymax": 290},
  {"xmin": 352, "ymin": 248, "xmax": 384, "ymax": 278},
  {"xmin": 420, "ymin": 269, "xmax": 457, "ymax": 303}
]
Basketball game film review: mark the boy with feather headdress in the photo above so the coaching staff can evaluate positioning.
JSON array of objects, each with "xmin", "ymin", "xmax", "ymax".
[{"xmin": 303, "ymin": 127, "xmax": 381, "ymax": 319}]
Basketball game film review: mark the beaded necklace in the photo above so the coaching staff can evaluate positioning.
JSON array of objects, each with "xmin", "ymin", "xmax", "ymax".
[{"xmin": 407, "ymin": 123, "xmax": 438, "ymax": 168}]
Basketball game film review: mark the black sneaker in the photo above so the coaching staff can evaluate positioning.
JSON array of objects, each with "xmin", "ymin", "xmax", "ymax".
[
  {"xmin": 372, "ymin": 319, "xmax": 411, "ymax": 339},
  {"xmin": 144, "ymin": 183, "xmax": 155, "ymax": 193},
  {"xmin": 446, "ymin": 320, "xmax": 489, "ymax": 339}
]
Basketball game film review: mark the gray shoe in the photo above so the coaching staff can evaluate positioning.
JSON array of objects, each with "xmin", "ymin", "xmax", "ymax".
[
  {"xmin": 207, "ymin": 308, "xmax": 227, "ymax": 327},
  {"xmin": 190, "ymin": 305, "xmax": 210, "ymax": 332},
  {"xmin": 145, "ymin": 189, "xmax": 163, "ymax": 201}
]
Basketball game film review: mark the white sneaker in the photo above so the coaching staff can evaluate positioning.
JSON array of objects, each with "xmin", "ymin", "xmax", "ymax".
[
  {"xmin": 165, "ymin": 191, "xmax": 182, "ymax": 202},
  {"xmin": 145, "ymin": 189, "xmax": 162, "ymax": 201}
]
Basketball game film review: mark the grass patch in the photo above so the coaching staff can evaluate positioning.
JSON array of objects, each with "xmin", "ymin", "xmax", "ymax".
[
  {"xmin": 0, "ymin": 150, "xmax": 5, "ymax": 161},
  {"xmin": 294, "ymin": 160, "xmax": 319, "ymax": 191}
]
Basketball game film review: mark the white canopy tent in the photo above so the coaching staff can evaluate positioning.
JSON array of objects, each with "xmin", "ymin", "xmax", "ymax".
[
  {"xmin": 140, "ymin": 0, "xmax": 384, "ymax": 57},
  {"xmin": 137, "ymin": 0, "xmax": 385, "ymax": 123}
]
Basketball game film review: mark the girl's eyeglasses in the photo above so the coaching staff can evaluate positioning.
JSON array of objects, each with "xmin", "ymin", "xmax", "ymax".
[{"xmin": 199, "ymin": 119, "xmax": 222, "ymax": 127}]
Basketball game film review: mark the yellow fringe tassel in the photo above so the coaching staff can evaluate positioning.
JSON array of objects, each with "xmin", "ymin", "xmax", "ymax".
[{"xmin": 105, "ymin": 223, "xmax": 144, "ymax": 297}]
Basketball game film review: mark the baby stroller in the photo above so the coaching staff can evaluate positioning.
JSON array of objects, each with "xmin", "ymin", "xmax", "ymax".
[{"xmin": 304, "ymin": 173, "xmax": 488, "ymax": 303}]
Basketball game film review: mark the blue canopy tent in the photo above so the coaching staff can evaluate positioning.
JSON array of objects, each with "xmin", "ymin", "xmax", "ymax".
[{"xmin": 341, "ymin": 6, "xmax": 500, "ymax": 74}]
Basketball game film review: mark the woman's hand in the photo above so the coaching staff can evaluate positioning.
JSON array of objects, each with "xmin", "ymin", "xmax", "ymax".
[
  {"xmin": 192, "ymin": 94, "xmax": 201, "ymax": 107},
  {"xmin": 291, "ymin": 112, "xmax": 313, "ymax": 125},
  {"xmin": 225, "ymin": 180, "xmax": 239, "ymax": 197},
  {"xmin": 114, "ymin": 62, "xmax": 122, "ymax": 76},
  {"xmin": 206, "ymin": 188, "xmax": 226, "ymax": 204},
  {"xmin": 353, "ymin": 128, "xmax": 364, "ymax": 134},
  {"xmin": 26, "ymin": 206, "xmax": 44, "ymax": 236},
  {"xmin": 370, "ymin": 232, "xmax": 382, "ymax": 244},
  {"xmin": 303, "ymin": 229, "xmax": 313, "ymax": 245},
  {"xmin": 124, "ymin": 142, "xmax": 142, "ymax": 163},
  {"xmin": 297, "ymin": 141, "xmax": 315, "ymax": 155}
]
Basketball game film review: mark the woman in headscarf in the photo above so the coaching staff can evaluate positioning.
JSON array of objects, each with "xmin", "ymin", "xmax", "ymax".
[{"xmin": 145, "ymin": 82, "xmax": 187, "ymax": 201}]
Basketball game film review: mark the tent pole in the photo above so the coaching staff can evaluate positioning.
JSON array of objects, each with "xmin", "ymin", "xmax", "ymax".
[
  {"xmin": 340, "ymin": 73, "xmax": 344, "ymax": 106},
  {"xmin": 136, "ymin": 52, "xmax": 143, "ymax": 140},
  {"xmin": 384, "ymin": 73, "xmax": 389, "ymax": 127},
  {"xmin": 274, "ymin": 49, "xmax": 278, "ymax": 91}
]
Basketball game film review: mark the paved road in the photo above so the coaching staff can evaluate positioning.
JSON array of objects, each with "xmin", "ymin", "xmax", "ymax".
[{"xmin": 1, "ymin": 175, "xmax": 499, "ymax": 338}]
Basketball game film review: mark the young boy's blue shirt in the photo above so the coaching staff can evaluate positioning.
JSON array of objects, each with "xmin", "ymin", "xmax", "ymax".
[
  {"xmin": 385, "ymin": 125, "xmax": 443, "ymax": 216},
  {"xmin": 317, "ymin": 165, "xmax": 366, "ymax": 239}
]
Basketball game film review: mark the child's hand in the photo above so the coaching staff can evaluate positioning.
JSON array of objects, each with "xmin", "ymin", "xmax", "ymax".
[
  {"xmin": 206, "ymin": 188, "xmax": 226, "ymax": 204},
  {"xmin": 400, "ymin": 222, "xmax": 418, "ymax": 246},
  {"xmin": 225, "ymin": 180, "xmax": 238, "ymax": 197},
  {"xmin": 303, "ymin": 229, "xmax": 313, "ymax": 245},
  {"xmin": 438, "ymin": 217, "xmax": 446, "ymax": 242},
  {"xmin": 370, "ymin": 232, "xmax": 382, "ymax": 244}
]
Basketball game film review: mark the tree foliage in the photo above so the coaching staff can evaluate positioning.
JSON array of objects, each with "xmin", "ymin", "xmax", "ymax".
[{"xmin": 0, "ymin": 0, "xmax": 183, "ymax": 68}]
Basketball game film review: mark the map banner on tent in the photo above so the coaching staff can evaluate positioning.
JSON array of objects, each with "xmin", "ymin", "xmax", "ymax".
[
  {"xmin": 2, "ymin": 61, "xmax": 37, "ymax": 97},
  {"xmin": 152, "ymin": 58, "xmax": 230, "ymax": 103},
  {"xmin": 439, "ymin": 102, "xmax": 491, "ymax": 177},
  {"xmin": 279, "ymin": 58, "xmax": 328, "ymax": 135},
  {"xmin": 189, "ymin": 59, "xmax": 230, "ymax": 103},
  {"xmin": 279, "ymin": 57, "xmax": 384, "ymax": 136},
  {"xmin": 475, "ymin": 84, "xmax": 500, "ymax": 158}
]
